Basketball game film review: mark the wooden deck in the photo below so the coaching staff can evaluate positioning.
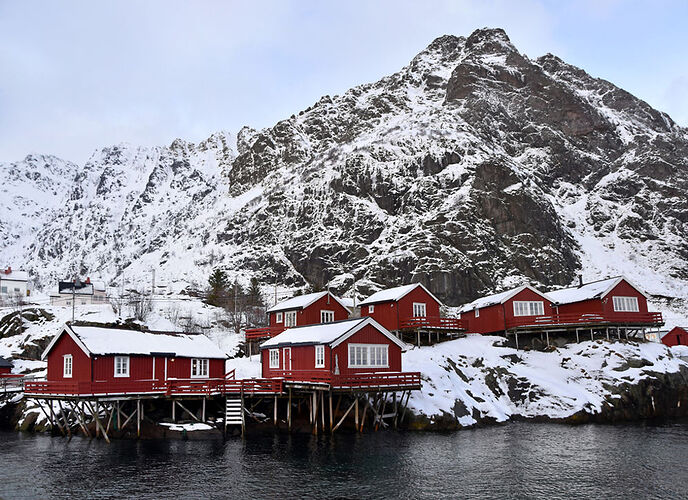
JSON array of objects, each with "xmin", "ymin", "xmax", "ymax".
[{"xmin": 505, "ymin": 311, "xmax": 663, "ymax": 333}]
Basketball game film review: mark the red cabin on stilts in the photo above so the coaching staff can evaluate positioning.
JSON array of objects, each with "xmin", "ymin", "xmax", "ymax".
[{"xmin": 662, "ymin": 327, "xmax": 688, "ymax": 347}]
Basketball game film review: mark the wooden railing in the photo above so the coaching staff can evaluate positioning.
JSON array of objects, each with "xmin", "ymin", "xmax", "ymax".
[
  {"xmin": 400, "ymin": 316, "xmax": 467, "ymax": 331},
  {"xmin": 505, "ymin": 311, "xmax": 664, "ymax": 330},
  {"xmin": 24, "ymin": 377, "xmax": 284, "ymax": 397},
  {"xmin": 244, "ymin": 326, "xmax": 286, "ymax": 341},
  {"xmin": 268, "ymin": 370, "xmax": 422, "ymax": 389}
]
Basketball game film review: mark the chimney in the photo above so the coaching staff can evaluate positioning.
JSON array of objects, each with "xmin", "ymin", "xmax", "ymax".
[
  {"xmin": 86, "ymin": 277, "xmax": 91, "ymax": 284},
  {"xmin": 5, "ymin": 266, "xmax": 11, "ymax": 275},
  {"xmin": 578, "ymin": 275, "xmax": 583, "ymax": 288}
]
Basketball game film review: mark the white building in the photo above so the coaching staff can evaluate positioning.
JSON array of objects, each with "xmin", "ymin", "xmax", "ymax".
[
  {"xmin": 49, "ymin": 278, "xmax": 107, "ymax": 306},
  {"xmin": 0, "ymin": 267, "xmax": 29, "ymax": 299}
]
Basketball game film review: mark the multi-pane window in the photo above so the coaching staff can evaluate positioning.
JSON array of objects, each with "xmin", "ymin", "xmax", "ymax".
[
  {"xmin": 285, "ymin": 311, "xmax": 297, "ymax": 327},
  {"xmin": 275, "ymin": 312, "xmax": 283, "ymax": 323},
  {"xmin": 315, "ymin": 345, "xmax": 325, "ymax": 368},
  {"xmin": 513, "ymin": 301, "xmax": 545, "ymax": 317},
  {"xmin": 348, "ymin": 344, "xmax": 388, "ymax": 368},
  {"xmin": 413, "ymin": 303, "xmax": 427, "ymax": 317},
  {"xmin": 114, "ymin": 356, "xmax": 130, "ymax": 377},
  {"xmin": 613, "ymin": 296, "xmax": 639, "ymax": 312},
  {"xmin": 63, "ymin": 354, "xmax": 73, "ymax": 378},
  {"xmin": 320, "ymin": 310, "xmax": 334, "ymax": 323},
  {"xmin": 269, "ymin": 349, "xmax": 280, "ymax": 368},
  {"xmin": 191, "ymin": 358, "xmax": 209, "ymax": 378}
]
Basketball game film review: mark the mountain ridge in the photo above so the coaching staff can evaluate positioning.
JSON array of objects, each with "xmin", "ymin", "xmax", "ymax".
[{"xmin": 2, "ymin": 28, "xmax": 687, "ymax": 322}]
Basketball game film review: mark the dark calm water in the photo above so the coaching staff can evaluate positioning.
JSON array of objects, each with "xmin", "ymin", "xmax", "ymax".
[{"xmin": 1, "ymin": 421, "xmax": 687, "ymax": 499}]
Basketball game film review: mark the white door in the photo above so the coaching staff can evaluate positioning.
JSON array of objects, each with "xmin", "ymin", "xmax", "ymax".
[{"xmin": 283, "ymin": 348, "xmax": 292, "ymax": 371}]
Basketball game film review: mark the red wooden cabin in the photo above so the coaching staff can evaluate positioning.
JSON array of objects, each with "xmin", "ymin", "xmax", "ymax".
[
  {"xmin": 359, "ymin": 283, "xmax": 463, "ymax": 333},
  {"xmin": 459, "ymin": 285, "xmax": 555, "ymax": 334},
  {"xmin": 246, "ymin": 291, "xmax": 350, "ymax": 341},
  {"xmin": 546, "ymin": 276, "xmax": 663, "ymax": 327},
  {"xmin": 662, "ymin": 327, "xmax": 688, "ymax": 347},
  {"xmin": 40, "ymin": 325, "xmax": 227, "ymax": 393},
  {"xmin": 259, "ymin": 317, "xmax": 409, "ymax": 383}
]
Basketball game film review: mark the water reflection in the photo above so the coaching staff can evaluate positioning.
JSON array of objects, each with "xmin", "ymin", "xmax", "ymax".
[{"xmin": 1, "ymin": 421, "xmax": 687, "ymax": 499}]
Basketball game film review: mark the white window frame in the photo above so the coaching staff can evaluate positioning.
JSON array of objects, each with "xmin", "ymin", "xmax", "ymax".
[
  {"xmin": 275, "ymin": 312, "xmax": 283, "ymax": 323},
  {"xmin": 413, "ymin": 302, "xmax": 427, "ymax": 317},
  {"xmin": 348, "ymin": 344, "xmax": 389, "ymax": 368},
  {"xmin": 369, "ymin": 305, "xmax": 375, "ymax": 313},
  {"xmin": 269, "ymin": 349, "xmax": 280, "ymax": 369},
  {"xmin": 613, "ymin": 296, "xmax": 639, "ymax": 312},
  {"xmin": 512, "ymin": 301, "xmax": 545, "ymax": 317},
  {"xmin": 63, "ymin": 354, "xmax": 73, "ymax": 378},
  {"xmin": 315, "ymin": 345, "xmax": 325, "ymax": 368},
  {"xmin": 190, "ymin": 358, "xmax": 209, "ymax": 378},
  {"xmin": 475, "ymin": 308, "xmax": 480, "ymax": 317},
  {"xmin": 284, "ymin": 310, "xmax": 297, "ymax": 327},
  {"xmin": 320, "ymin": 310, "xmax": 335, "ymax": 323},
  {"xmin": 114, "ymin": 356, "xmax": 130, "ymax": 377}
]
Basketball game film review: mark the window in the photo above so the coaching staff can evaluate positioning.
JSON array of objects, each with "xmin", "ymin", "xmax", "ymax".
[
  {"xmin": 320, "ymin": 310, "xmax": 335, "ymax": 323},
  {"xmin": 269, "ymin": 349, "xmax": 280, "ymax": 369},
  {"xmin": 369, "ymin": 305, "xmax": 375, "ymax": 313},
  {"xmin": 285, "ymin": 311, "xmax": 297, "ymax": 327},
  {"xmin": 63, "ymin": 354, "xmax": 73, "ymax": 378},
  {"xmin": 315, "ymin": 345, "xmax": 325, "ymax": 368},
  {"xmin": 66, "ymin": 300, "xmax": 72, "ymax": 306},
  {"xmin": 513, "ymin": 301, "xmax": 545, "ymax": 317},
  {"xmin": 613, "ymin": 296, "xmax": 639, "ymax": 312},
  {"xmin": 14, "ymin": 288, "xmax": 20, "ymax": 293},
  {"xmin": 191, "ymin": 358, "xmax": 209, "ymax": 378},
  {"xmin": 413, "ymin": 302, "xmax": 427, "ymax": 317},
  {"xmin": 475, "ymin": 308, "xmax": 480, "ymax": 317},
  {"xmin": 348, "ymin": 344, "xmax": 388, "ymax": 368},
  {"xmin": 275, "ymin": 312, "xmax": 283, "ymax": 323},
  {"xmin": 0, "ymin": 286, "xmax": 7, "ymax": 294},
  {"xmin": 81, "ymin": 300, "xmax": 87, "ymax": 305},
  {"xmin": 114, "ymin": 356, "xmax": 130, "ymax": 377}
]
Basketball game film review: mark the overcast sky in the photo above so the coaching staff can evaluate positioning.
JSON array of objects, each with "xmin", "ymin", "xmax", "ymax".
[{"xmin": 1, "ymin": 0, "xmax": 686, "ymax": 164}]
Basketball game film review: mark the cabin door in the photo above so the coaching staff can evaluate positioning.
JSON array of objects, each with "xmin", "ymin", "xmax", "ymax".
[{"xmin": 283, "ymin": 348, "xmax": 292, "ymax": 372}]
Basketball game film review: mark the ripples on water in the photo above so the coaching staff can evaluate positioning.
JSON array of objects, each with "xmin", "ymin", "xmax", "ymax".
[{"xmin": 1, "ymin": 421, "xmax": 687, "ymax": 499}]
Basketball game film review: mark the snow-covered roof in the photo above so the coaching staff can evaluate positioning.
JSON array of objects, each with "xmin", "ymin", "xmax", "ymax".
[
  {"xmin": 266, "ymin": 291, "xmax": 347, "ymax": 313},
  {"xmin": 0, "ymin": 269, "xmax": 28, "ymax": 282},
  {"xmin": 546, "ymin": 276, "xmax": 647, "ymax": 305},
  {"xmin": 42, "ymin": 325, "xmax": 227, "ymax": 360},
  {"xmin": 58, "ymin": 281, "xmax": 94, "ymax": 295},
  {"xmin": 338, "ymin": 297, "xmax": 357, "ymax": 309},
  {"xmin": 358, "ymin": 283, "xmax": 442, "ymax": 307},
  {"xmin": 458, "ymin": 285, "xmax": 552, "ymax": 313},
  {"xmin": 260, "ymin": 317, "xmax": 408, "ymax": 350}
]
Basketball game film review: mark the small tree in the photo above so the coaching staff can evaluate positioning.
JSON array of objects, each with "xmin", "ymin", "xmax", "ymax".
[
  {"xmin": 246, "ymin": 277, "xmax": 264, "ymax": 308},
  {"xmin": 207, "ymin": 268, "xmax": 229, "ymax": 307}
]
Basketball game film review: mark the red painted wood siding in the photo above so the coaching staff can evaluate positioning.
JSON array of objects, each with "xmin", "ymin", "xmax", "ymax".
[
  {"xmin": 361, "ymin": 286, "xmax": 441, "ymax": 331},
  {"xmin": 555, "ymin": 280, "xmax": 648, "ymax": 316},
  {"xmin": 0, "ymin": 366, "xmax": 11, "ymax": 375},
  {"xmin": 662, "ymin": 327, "xmax": 688, "ymax": 347},
  {"xmin": 465, "ymin": 288, "xmax": 554, "ymax": 334},
  {"xmin": 93, "ymin": 356, "xmax": 224, "ymax": 382},
  {"xmin": 261, "ymin": 324, "xmax": 402, "ymax": 378},
  {"xmin": 269, "ymin": 293, "xmax": 350, "ymax": 327},
  {"xmin": 46, "ymin": 332, "xmax": 91, "ymax": 382}
]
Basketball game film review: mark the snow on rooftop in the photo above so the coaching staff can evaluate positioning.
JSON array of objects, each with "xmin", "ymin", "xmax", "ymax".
[
  {"xmin": 1, "ymin": 270, "xmax": 28, "ymax": 281},
  {"xmin": 459, "ymin": 288, "xmax": 520, "ymax": 312},
  {"xmin": 261, "ymin": 318, "xmax": 368, "ymax": 347},
  {"xmin": 547, "ymin": 277, "xmax": 621, "ymax": 305},
  {"xmin": 358, "ymin": 284, "xmax": 421, "ymax": 306},
  {"xmin": 266, "ymin": 291, "xmax": 329, "ymax": 313},
  {"xmin": 67, "ymin": 325, "xmax": 226, "ymax": 359}
]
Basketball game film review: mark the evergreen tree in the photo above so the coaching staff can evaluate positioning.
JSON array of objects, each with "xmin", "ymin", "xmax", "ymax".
[
  {"xmin": 247, "ymin": 277, "xmax": 264, "ymax": 307},
  {"xmin": 207, "ymin": 268, "xmax": 229, "ymax": 307}
]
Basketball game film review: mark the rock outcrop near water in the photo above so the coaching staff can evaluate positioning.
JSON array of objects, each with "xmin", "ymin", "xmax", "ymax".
[{"xmin": 404, "ymin": 336, "xmax": 688, "ymax": 430}]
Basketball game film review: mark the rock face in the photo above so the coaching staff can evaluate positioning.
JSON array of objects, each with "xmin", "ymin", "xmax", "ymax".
[{"xmin": 2, "ymin": 28, "xmax": 688, "ymax": 308}]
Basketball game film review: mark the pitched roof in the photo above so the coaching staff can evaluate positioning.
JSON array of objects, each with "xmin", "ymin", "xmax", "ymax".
[
  {"xmin": 58, "ymin": 281, "xmax": 94, "ymax": 295},
  {"xmin": 546, "ymin": 276, "xmax": 647, "ymax": 305},
  {"xmin": 0, "ymin": 357, "xmax": 13, "ymax": 368},
  {"xmin": 458, "ymin": 285, "xmax": 552, "ymax": 313},
  {"xmin": 0, "ymin": 269, "xmax": 28, "ymax": 282},
  {"xmin": 266, "ymin": 291, "xmax": 347, "ymax": 313},
  {"xmin": 358, "ymin": 283, "xmax": 442, "ymax": 307},
  {"xmin": 42, "ymin": 325, "xmax": 227, "ymax": 360},
  {"xmin": 259, "ymin": 317, "xmax": 408, "ymax": 350}
]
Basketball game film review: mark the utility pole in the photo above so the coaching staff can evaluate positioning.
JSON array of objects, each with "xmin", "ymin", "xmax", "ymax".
[
  {"xmin": 151, "ymin": 268, "xmax": 156, "ymax": 295},
  {"xmin": 71, "ymin": 274, "xmax": 78, "ymax": 323}
]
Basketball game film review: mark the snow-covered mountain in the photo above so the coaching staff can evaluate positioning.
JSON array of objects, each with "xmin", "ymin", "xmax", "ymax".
[{"xmin": 3, "ymin": 28, "xmax": 687, "ymax": 318}]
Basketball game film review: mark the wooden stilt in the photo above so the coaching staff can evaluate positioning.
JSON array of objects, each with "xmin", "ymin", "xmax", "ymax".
[
  {"xmin": 73, "ymin": 401, "xmax": 90, "ymax": 437},
  {"xmin": 176, "ymin": 400, "xmax": 200, "ymax": 422},
  {"xmin": 606, "ymin": 328, "xmax": 610, "ymax": 341},
  {"xmin": 332, "ymin": 399, "xmax": 357, "ymax": 433},
  {"xmin": 328, "ymin": 392, "xmax": 333, "ymax": 433},
  {"xmin": 274, "ymin": 396, "xmax": 278, "ymax": 426},
  {"xmin": 105, "ymin": 403, "xmax": 114, "ymax": 434},
  {"xmin": 576, "ymin": 329, "xmax": 580, "ymax": 343},
  {"xmin": 86, "ymin": 401, "xmax": 110, "ymax": 444},
  {"xmin": 359, "ymin": 396, "xmax": 369, "ymax": 432},
  {"xmin": 117, "ymin": 400, "xmax": 122, "ymax": 430},
  {"xmin": 57, "ymin": 400, "xmax": 72, "ymax": 438},
  {"xmin": 416, "ymin": 331, "xmax": 420, "ymax": 348},
  {"xmin": 355, "ymin": 397, "xmax": 359, "ymax": 430},
  {"xmin": 590, "ymin": 329, "xmax": 593, "ymax": 341},
  {"xmin": 137, "ymin": 400, "xmax": 141, "ymax": 437},
  {"xmin": 240, "ymin": 388, "xmax": 246, "ymax": 436},
  {"xmin": 312, "ymin": 392, "xmax": 319, "ymax": 435},
  {"xmin": 47, "ymin": 401, "xmax": 65, "ymax": 436},
  {"xmin": 287, "ymin": 389, "xmax": 292, "ymax": 431},
  {"xmin": 202, "ymin": 398, "xmax": 206, "ymax": 423},
  {"xmin": 320, "ymin": 391, "xmax": 325, "ymax": 429},
  {"xmin": 545, "ymin": 331, "xmax": 550, "ymax": 347},
  {"xmin": 393, "ymin": 392, "xmax": 398, "ymax": 429},
  {"xmin": 172, "ymin": 400, "xmax": 176, "ymax": 422}
]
